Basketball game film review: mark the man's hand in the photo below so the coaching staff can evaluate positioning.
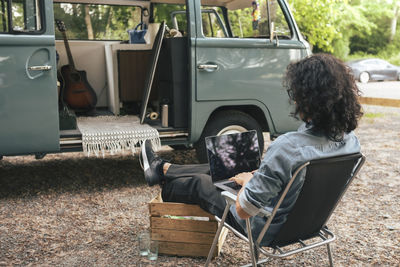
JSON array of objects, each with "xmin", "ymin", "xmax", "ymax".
[
  {"xmin": 230, "ymin": 171, "xmax": 257, "ymax": 219},
  {"xmin": 229, "ymin": 172, "xmax": 253, "ymax": 186}
]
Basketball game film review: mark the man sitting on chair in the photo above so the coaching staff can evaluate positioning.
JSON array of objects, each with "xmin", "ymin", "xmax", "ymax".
[{"xmin": 140, "ymin": 53, "xmax": 363, "ymax": 246}]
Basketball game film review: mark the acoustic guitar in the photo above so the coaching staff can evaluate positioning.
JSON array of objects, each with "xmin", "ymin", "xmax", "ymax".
[{"xmin": 55, "ymin": 19, "xmax": 97, "ymax": 111}]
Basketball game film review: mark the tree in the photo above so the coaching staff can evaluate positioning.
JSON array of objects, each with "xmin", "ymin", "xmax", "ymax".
[
  {"xmin": 288, "ymin": 0, "xmax": 342, "ymax": 52},
  {"xmin": 348, "ymin": 0, "xmax": 395, "ymax": 55},
  {"xmin": 84, "ymin": 5, "xmax": 94, "ymax": 40},
  {"xmin": 331, "ymin": 2, "xmax": 375, "ymax": 58},
  {"xmin": 287, "ymin": 0, "xmax": 394, "ymax": 59},
  {"xmin": 54, "ymin": 3, "xmax": 141, "ymax": 41},
  {"xmin": 389, "ymin": 0, "xmax": 400, "ymax": 42}
]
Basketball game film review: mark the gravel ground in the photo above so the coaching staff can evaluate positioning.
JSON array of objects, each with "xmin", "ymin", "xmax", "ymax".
[{"xmin": 0, "ymin": 104, "xmax": 399, "ymax": 266}]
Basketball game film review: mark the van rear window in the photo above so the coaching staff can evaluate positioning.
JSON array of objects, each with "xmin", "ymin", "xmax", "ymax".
[{"xmin": 54, "ymin": 3, "xmax": 142, "ymax": 41}]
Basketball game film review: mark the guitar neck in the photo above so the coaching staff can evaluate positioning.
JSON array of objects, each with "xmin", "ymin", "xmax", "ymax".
[{"xmin": 62, "ymin": 31, "xmax": 76, "ymax": 70}]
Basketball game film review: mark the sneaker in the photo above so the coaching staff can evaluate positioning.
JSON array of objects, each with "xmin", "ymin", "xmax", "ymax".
[{"xmin": 141, "ymin": 140, "xmax": 164, "ymax": 186}]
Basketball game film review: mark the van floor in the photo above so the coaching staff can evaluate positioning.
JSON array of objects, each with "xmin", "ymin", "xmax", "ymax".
[
  {"xmin": 59, "ymin": 114, "xmax": 185, "ymax": 137},
  {"xmin": 74, "ymin": 107, "xmax": 114, "ymax": 117},
  {"xmin": 60, "ymin": 129, "xmax": 81, "ymax": 138},
  {"xmin": 60, "ymin": 107, "xmax": 114, "ymax": 139}
]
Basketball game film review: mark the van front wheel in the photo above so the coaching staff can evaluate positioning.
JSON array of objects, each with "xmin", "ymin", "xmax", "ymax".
[{"xmin": 194, "ymin": 110, "xmax": 264, "ymax": 163}]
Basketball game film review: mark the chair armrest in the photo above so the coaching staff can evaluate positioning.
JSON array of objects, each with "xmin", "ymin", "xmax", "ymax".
[
  {"xmin": 221, "ymin": 191, "xmax": 237, "ymax": 205},
  {"xmin": 258, "ymin": 208, "xmax": 271, "ymax": 218},
  {"xmin": 221, "ymin": 191, "xmax": 271, "ymax": 218}
]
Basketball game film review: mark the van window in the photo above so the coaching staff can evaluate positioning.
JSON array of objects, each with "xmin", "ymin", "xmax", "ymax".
[
  {"xmin": 227, "ymin": 3, "xmax": 267, "ymax": 38},
  {"xmin": 152, "ymin": 3, "xmax": 187, "ymax": 35},
  {"xmin": 54, "ymin": 3, "xmax": 141, "ymax": 40},
  {"xmin": 269, "ymin": 0, "xmax": 291, "ymax": 39},
  {"xmin": 201, "ymin": 0, "xmax": 291, "ymax": 39},
  {"xmin": 0, "ymin": 0, "xmax": 42, "ymax": 33},
  {"xmin": 201, "ymin": 9, "xmax": 227, "ymax": 38},
  {"xmin": 170, "ymin": 11, "xmax": 187, "ymax": 35},
  {"xmin": 0, "ymin": 0, "xmax": 9, "ymax": 32}
]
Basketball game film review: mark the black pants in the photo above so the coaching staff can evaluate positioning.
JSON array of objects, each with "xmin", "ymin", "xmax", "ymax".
[{"xmin": 161, "ymin": 163, "xmax": 246, "ymax": 235}]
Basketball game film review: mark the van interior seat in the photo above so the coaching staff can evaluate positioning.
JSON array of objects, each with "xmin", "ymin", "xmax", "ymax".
[
  {"xmin": 56, "ymin": 40, "xmax": 120, "ymax": 108},
  {"xmin": 55, "ymin": 23, "xmax": 160, "ymax": 110},
  {"xmin": 56, "ymin": 23, "xmax": 185, "ymax": 116},
  {"xmin": 148, "ymin": 23, "xmax": 161, "ymax": 44}
]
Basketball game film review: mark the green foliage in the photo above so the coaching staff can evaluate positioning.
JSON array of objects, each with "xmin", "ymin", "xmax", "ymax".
[
  {"xmin": 332, "ymin": 38, "xmax": 350, "ymax": 59},
  {"xmin": 288, "ymin": 0, "xmax": 341, "ymax": 52},
  {"xmin": 341, "ymin": 0, "xmax": 400, "ymax": 64},
  {"xmin": 287, "ymin": 0, "xmax": 400, "ymax": 60},
  {"xmin": 153, "ymin": 4, "xmax": 187, "ymax": 29},
  {"xmin": 363, "ymin": 112, "xmax": 385, "ymax": 124},
  {"xmin": 0, "ymin": 0, "xmax": 8, "ymax": 32},
  {"xmin": 51, "ymin": 0, "xmax": 400, "ymax": 63},
  {"xmin": 54, "ymin": 3, "xmax": 141, "ymax": 40},
  {"xmin": 228, "ymin": 8, "xmax": 253, "ymax": 37},
  {"xmin": 348, "ymin": 1, "xmax": 394, "ymax": 55},
  {"xmin": 4, "ymin": 0, "xmax": 41, "ymax": 32},
  {"xmin": 364, "ymin": 112, "xmax": 384, "ymax": 119},
  {"xmin": 332, "ymin": 4, "xmax": 375, "ymax": 58}
]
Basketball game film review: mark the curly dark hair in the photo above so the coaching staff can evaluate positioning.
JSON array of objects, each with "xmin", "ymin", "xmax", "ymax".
[{"xmin": 285, "ymin": 53, "xmax": 363, "ymax": 141}]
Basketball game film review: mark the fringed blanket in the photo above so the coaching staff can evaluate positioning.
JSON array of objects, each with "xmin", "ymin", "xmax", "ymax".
[{"xmin": 77, "ymin": 116, "xmax": 160, "ymax": 157}]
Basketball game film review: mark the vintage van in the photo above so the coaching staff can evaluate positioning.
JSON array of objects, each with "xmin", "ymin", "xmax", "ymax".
[{"xmin": 0, "ymin": 0, "xmax": 310, "ymax": 162}]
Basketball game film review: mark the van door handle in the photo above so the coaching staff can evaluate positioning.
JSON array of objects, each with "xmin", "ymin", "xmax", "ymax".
[
  {"xmin": 197, "ymin": 64, "xmax": 218, "ymax": 71},
  {"xmin": 28, "ymin": 65, "xmax": 52, "ymax": 71}
]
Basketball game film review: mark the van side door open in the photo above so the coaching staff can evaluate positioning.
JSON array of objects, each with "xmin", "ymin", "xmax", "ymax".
[{"xmin": 0, "ymin": 0, "xmax": 59, "ymax": 156}]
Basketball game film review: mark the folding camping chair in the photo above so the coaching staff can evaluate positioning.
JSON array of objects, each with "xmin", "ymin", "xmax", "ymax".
[{"xmin": 205, "ymin": 153, "xmax": 365, "ymax": 267}]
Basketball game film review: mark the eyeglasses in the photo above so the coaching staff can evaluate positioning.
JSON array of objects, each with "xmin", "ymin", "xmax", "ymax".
[{"xmin": 286, "ymin": 89, "xmax": 294, "ymax": 100}]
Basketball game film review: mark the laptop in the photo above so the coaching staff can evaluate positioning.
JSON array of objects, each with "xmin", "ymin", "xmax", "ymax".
[{"xmin": 205, "ymin": 130, "xmax": 261, "ymax": 194}]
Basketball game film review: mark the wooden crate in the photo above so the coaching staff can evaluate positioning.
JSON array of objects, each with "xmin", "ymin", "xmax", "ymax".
[{"xmin": 149, "ymin": 194, "xmax": 228, "ymax": 258}]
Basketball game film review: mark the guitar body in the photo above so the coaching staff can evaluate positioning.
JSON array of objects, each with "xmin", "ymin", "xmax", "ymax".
[{"xmin": 60, "ymin": 65, "xmax": 97, "ymax": 110}]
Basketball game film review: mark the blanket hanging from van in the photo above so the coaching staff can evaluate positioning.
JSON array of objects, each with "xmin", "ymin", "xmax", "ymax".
[{"xmin": 77, "ymin": 116, "xmax": 160, "ymax": 157}]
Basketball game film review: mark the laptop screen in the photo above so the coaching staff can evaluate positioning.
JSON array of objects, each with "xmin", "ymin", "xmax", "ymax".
[{"xmin": 205, "ymin": 130, "xmax": 261, "ymax": 182}]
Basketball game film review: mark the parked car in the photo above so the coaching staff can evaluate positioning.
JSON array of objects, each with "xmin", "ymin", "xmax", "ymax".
[{"xmin": 347, "ymin": 58, "xmax": 400, "ymax": 83}]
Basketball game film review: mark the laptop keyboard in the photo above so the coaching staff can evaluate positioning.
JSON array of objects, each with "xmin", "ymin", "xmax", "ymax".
[{"xmin": 224, "ymin": 181, "xmax": 242, "ymax": 191}]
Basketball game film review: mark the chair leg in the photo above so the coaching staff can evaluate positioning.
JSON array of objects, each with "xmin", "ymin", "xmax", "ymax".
[
  {"xmin": 254, "ymin": 244, "xmax": 259, "ymax": 262},
  {"xmin": 205, "ymin": 205, "xmax": 230, "ymax": 267},
  {"xmin": 327, "ymin": 243, "xmax": 334, "ymax": 267},
  {"xmin": 245, "ymin": 218, "xmax": 257, "ymax": 267}
]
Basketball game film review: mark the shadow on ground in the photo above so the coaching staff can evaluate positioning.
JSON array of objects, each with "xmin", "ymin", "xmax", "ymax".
[
  {"xmin": 0, "ymin": 149, "xmax": 198, "ymax": 199},
  {"xmin": 0, "ymin": 156, "xmax": 146, "ymax": 198}
]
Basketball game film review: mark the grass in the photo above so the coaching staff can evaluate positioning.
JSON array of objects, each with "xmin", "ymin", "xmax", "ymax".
[
  {"xmin": 362, "ymin": 112, "xmax": 385, "ymax": 123},
  {"xmin": 363, "ymin": 112, "xmax": 384, "ymax": 119}
]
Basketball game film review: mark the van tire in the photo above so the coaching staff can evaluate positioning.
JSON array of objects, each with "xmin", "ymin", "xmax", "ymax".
[{"xmin": 194, "ymin": 110, "xmax": 264, "ymax": 163}]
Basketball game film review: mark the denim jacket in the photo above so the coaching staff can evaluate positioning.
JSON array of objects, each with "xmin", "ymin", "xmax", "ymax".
[{"xmin": 231, "ymin": 123, "xmax": 361, "ymax": 246}]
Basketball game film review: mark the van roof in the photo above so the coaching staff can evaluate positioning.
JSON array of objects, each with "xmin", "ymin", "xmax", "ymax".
[{"xmin": 53, "ymin": 0, "xmax": 252, "ymax": 10}]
